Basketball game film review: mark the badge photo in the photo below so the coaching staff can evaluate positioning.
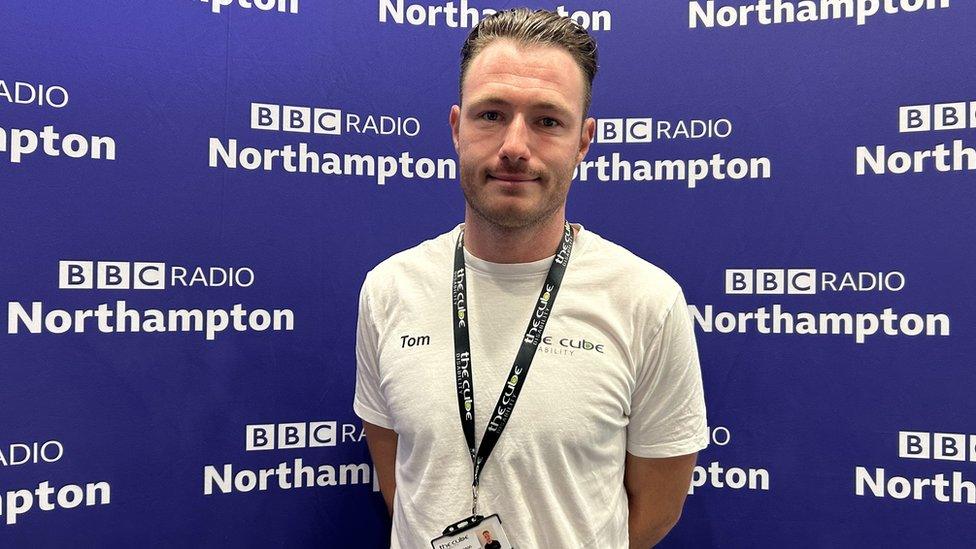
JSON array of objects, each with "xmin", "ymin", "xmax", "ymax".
[{"xmin": 430, "ymin": 514, "xmax": 513, "ymax": 549}]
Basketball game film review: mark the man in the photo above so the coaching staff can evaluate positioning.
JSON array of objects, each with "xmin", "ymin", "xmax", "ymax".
[
  {"xmin": 354, "ymin": 8, "xmax": 707, "ymax": 548},
  {"xmin": 482, "ymin": 530, "xmax": 502, "ymax": 549}
]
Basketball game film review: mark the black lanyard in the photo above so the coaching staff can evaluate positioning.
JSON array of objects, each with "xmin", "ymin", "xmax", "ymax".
[{"xmin": 451, "ymin": 221, "xmax": 575, "ymax": 515}]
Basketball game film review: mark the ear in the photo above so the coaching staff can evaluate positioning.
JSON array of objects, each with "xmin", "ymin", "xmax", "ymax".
[
  {"xmin": 576, "ymin": 117, "xmax": 595, "ymax": 165},
  {"xmin": 449, "ymin": 104, "xmax": 461, "ymax": 153}
]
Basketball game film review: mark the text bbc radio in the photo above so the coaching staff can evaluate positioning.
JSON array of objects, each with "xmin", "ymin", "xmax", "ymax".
[
  {"xmin": 59, "ymin": 260, "xmax": 254, "ymax": 290},
  {"xmin": 0, "ymin": 80, "xmax": 68, "ymax": 109},
  {"xmin": 243, "ymin": 422, "xmax": 369, "ymax": 451},
  {"xmin": 250, "ymin": 103, "xmax": 421, "ymax": 137},
  {"xmin": 725, "ymin": 269, "xmax": 905, "ymax": 294}
]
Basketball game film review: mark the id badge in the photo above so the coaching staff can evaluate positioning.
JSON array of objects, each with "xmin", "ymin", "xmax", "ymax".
[{"xmin": 430, "ymin": 514, "xmax": 513, "ymax": 549}]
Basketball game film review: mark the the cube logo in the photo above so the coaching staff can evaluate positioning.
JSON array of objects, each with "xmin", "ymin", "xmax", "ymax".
[
  {"xmin": 899, "ymin": 101, "xmax": 976, "ymax": 133},
  {"xmin": 246, "ymin": 421, "xmax": 336, "ymax": 451},
  {"xmin": 59, "ymin": 260, "xmax": 165, "ymax": 290},
  {"xmin": 899, "ymin": 431, "xmax": 976, "ymax": 461},
  {"xmin": 595, "ymin": 118, "xmax": 653, "ymax": 143},
  {"xmin": 725, "ymin": 269, "xmax": 816, "ymax": 295}
]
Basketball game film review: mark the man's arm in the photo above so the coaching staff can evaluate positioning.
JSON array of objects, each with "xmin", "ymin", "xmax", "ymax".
[
  {"xmin": 363, "ymin": 420, "xmax": 398, "ymax": 517},
  {"xmin": 625, "ymin": 451, "xmax": 698, "ymax": 549}
]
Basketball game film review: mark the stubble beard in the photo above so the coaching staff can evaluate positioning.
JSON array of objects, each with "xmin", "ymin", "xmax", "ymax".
[{"xmin": 460, "ymin": 161, "xmax": 571, "ymax": 232}]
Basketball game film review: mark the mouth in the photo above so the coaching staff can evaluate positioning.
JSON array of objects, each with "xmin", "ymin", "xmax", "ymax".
[{"xmin": 487, "ymin": 173, "xmax": 540, "ymax": 184}]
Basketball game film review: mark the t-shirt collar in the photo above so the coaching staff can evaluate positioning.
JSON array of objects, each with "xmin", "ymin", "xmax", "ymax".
[{"xmin": 454, "ymin": 222, "xmax": 586, "ymax": 277}]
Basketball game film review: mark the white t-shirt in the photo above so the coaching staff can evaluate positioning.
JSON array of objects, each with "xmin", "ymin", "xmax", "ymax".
[{"xmin": 354, "ymin": 223, "xmax": 708, "ymax": 549}]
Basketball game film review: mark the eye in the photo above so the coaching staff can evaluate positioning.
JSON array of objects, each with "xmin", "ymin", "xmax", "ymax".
[
  {"xmin": 479, "ymin": 111, "xmax": 501, "ymax": 122},
  {"xmin": 540, "ymin": 117, "xmax": 561, "ymax": 128}
]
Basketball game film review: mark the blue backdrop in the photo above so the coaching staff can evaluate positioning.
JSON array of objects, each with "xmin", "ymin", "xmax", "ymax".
[{"xmin": 1, "ymin": 1, "xmax": 973, "ymax": 546}]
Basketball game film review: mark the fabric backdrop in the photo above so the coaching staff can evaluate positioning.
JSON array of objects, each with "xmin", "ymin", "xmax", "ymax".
[{"xmin": 1, "ymin": 1, "xmax": 973, "ymax": 546}]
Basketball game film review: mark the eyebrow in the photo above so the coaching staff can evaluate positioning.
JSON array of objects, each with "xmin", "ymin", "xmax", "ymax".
[{"xmin": 466, "ymin": 96, "xmax": 576, "ymax": 120}]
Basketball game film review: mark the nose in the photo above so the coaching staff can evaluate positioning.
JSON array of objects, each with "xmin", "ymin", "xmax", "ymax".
[{"xmin": 498, "ymin": 114, "xmax": 531, "ymax": 163}]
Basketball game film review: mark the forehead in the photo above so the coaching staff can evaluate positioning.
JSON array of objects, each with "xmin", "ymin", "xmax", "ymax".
[{"xmin": 462, "ymin": 40, "xmax": 585, "ymax": 116}]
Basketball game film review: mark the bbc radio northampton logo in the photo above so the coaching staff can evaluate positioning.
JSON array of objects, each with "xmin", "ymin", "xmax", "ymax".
[
  {"xmin": 688, "ymin": 267, "xmax": 951, "ymax": 343},
  {"xmin": 7, "ymin": 260, "xmax": 292, "ymax": 340},
  {"xmin": 856, "ymin": 431, "xmax": 976, "ymax": 505},
  {"xmin": 202, "ymin": 421, "xmax": 378, "ymax": 497},
  {"xmin": 0, "ymin": 80, "xmax": 117, "ymax": 165},
  {"xmin": 857, "ymin": 99, "xmax": 976, "ymax": 177},
  {"xmin": 0, "ymin": 439, "xmax": 111, "ymax": 526}
]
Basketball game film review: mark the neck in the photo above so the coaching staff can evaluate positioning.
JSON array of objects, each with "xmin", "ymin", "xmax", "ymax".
[{"xmin": 462, "ymin": 206, "xmax": 573, "ymax": 263}]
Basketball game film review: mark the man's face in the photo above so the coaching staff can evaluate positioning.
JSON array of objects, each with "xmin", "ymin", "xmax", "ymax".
[{"xmin": 450, "ymin": 40, "xmax": 595, "ymax": 230}]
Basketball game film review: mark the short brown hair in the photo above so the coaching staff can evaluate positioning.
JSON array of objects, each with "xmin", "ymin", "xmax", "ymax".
[{"xmin": 459, "ymin": 8, "xmax": 599, "ymax": 115}]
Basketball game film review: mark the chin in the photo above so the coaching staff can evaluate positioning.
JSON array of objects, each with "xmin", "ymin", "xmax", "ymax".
[
  {"xmin": 463, "ymin": 181, "xmax": 559, "ymax": 229},
  {"xmin": 480, "ymin": 203, "xmax": 554, "ymax": 230}
]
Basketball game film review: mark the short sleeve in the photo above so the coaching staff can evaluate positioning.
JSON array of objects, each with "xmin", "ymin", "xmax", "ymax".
[
  {"xmin": 353, "ymin": 274, "xmax": 394, "ymax": 429},
  {"xmin": 627, "ymin": 289, "xmax": 708, "ymax": 458}
]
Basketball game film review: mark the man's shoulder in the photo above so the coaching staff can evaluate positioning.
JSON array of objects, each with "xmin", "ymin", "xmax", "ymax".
[
  {"xmin": 363, "ymin": 224, "xmax": 458, "ymax": 291},
  {"xmin": 580, "ymin": 229, "xmax": 683, "ymax": 305}
]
